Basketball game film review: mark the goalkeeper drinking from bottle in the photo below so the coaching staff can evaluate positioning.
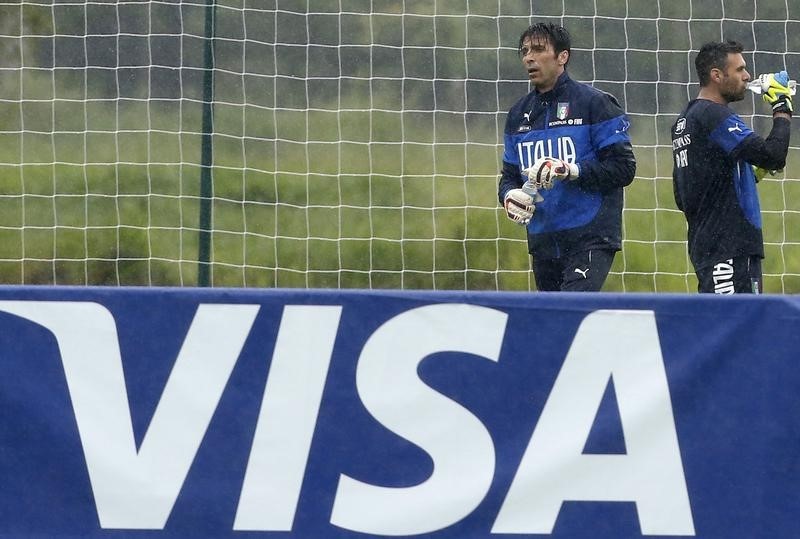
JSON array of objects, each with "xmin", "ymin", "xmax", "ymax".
[
  {"xmin": 671, "ymin": 41, "xmax": 792, "ymax": 294},
  {"xmin": 498, "ymin": 23, "xmax": 636, "ymax": 291}
]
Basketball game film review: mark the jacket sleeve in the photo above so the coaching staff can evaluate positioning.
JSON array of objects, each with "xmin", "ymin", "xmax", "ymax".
[
  {"xmin": 497, "ymin": 106, "xmax": 525, "ymax": 205},
  {"xmin": 733, "ymin": 116, "xmax": 791, "ymax": 171},
  {"xmin": 574, "ymin": 141, "xmax": 637, "ymax": 193},
  {"xmin": 672, "ymin": 167, "xmax": 684, "ymax": 212},
  {"xmin": 572, "ymin": 92, "xmax": 637, "ymax": 193},
  {"xmin": 498, "ymin": 160, "xmax": 523, "ymax": 205}
]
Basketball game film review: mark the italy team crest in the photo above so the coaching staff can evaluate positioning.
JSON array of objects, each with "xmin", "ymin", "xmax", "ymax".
[{"xmin": 556, "ymin": 102, "xmax": 569, "ymax": 120}]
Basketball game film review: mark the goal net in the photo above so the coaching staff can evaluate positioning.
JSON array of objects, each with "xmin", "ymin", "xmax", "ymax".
[{"xmin": 2, "ymin": 0, "xmax": 799, "ymax": 291}]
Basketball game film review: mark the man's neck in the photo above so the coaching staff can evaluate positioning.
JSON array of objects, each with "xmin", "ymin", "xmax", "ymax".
[{"xmin": 696, "ymin": 87, "xmax": 727, "ymax": 105}]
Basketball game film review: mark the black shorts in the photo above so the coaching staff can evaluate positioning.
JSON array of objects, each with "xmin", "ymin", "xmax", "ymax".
[
  {"xmin": 533, "ymin": 249, "xmax": 616, "ymax": 292},
  {"xmin": 695, "ymin": 255, "xmax": 762, "ymax": 294}
]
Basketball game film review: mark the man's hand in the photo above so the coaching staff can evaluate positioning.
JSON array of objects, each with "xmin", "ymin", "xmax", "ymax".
[
  {"xmin": 523, "ymin": 157, "xmax": 579, "ymax": 190},
  {"xmin": 503, "ymin": 189, "xmax": 535, "ymax": 225},
  {"xmin": 753, "ymin": 165, "xmax": 782, "ymax": 183},
  {"xmin": 760, "ymin": 70, "xmax": 793, "ymax": 115}
]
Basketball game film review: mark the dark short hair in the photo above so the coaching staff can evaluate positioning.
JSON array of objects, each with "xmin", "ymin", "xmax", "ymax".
[
  {"xmin": 695, "ymin": 41, "xmax": 744, "ymax": 86},
  {"xmin": 518, "ymin": 23, "xmax": 571, "ymax": 64}
]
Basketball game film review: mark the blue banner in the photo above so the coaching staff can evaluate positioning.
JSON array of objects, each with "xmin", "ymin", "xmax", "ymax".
[{"xmin": 0, "ymin": 287, "xmax": 799, "ymax": 538}]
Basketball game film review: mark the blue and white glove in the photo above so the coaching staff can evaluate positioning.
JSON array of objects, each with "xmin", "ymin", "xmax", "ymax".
[{"xmin": 759, "ymin": 70, "xmax": 793, "ymax": 115}]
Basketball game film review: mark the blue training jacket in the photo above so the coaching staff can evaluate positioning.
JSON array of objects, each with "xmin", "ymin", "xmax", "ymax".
[{"xmin": 498, "ymin": 71, "xmax": 636, "ymax": 259}]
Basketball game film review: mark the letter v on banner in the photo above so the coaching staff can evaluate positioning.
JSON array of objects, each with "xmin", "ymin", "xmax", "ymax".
[
  {"xmin": 493, "ymin": 310, "xmax": 695, "ymax": 536},
  {"xmin": 0, "ymin": 301, "xmax": 261, "ymax": 529}
]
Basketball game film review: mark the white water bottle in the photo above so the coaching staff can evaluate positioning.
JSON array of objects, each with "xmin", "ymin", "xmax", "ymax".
[{"xmin": 747, "ymin": 75, "xmax": 797, "ymax": 96}]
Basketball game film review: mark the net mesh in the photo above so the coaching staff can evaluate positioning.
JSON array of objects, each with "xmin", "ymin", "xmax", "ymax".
[{"xmin": 1, "ymin": 0, "xmax": 799, "ymax": 291}]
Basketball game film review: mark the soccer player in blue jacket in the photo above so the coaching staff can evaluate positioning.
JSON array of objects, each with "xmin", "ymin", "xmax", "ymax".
[
  {"xmin": 671, "ymin": 41, "xmax": 792, "ymax": 294},
  {"xmin": 498, "ymin": 23, "xmax": 636, "ymax": 292}
]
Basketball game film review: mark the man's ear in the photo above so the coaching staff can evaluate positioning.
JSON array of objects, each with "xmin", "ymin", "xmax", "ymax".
[
  {"xmin": 710, "ymin": 67, "xmax": 722, "ymax": 84},
  {"xmin": 558, "ymin": 49, "xmax": 569, "ymax": 66}
]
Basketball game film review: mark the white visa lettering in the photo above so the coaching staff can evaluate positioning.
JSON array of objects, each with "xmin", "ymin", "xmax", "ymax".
[
  {"xmin": 493, "ymin": 310, "xmax": 695, "ymax": 536},
  {"xmin": 0, "ymin": 301, "xmax": 260, "ymax": 529},
  {"xmin": 0, "ymin": 303, "xmax": 694, "ymax": 536},
  {"xmin": 234, "ymin": 306, "xmax": 342, "ymax": 531},
  {"xmin": 331, "ymin": 304, "xmax": 507, "ymax": 536},
  {"xmin": 0, "ymin": 301, "xmax": 342, "ymax": 532}
]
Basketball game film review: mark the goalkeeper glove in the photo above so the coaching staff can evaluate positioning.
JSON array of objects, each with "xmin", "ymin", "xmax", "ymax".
[
  {"xmin": 752, "ymin": 165, "xmax": 782, "ymax": 183},
  {"xmin": 503, "ymin": 188, "xmax": 535, "ymax": 225},
  {"xmin": 759, "ymin": 70, "xmax": 793, "ymax": 115},
  {"xmin": 523, "ymin": 157, "xmax": 579, "ymax": 190}
]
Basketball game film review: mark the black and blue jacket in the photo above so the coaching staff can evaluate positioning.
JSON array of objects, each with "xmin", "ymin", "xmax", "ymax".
[
  {"xmin": 498, "ymin": 71, "xmax": 636, "ymax": 259},
  {"xmin": 671, "ymin": 98, "xmax": 790, "ymax": 270}
]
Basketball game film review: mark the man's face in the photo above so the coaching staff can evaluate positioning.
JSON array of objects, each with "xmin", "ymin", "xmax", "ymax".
[
  {"xmin": 717, "ymin": 52, "xmax": 750, "ymax": 102},
  {"xmin": 520, "ymin": 35, "xmax": 567, "ymax": 93}
]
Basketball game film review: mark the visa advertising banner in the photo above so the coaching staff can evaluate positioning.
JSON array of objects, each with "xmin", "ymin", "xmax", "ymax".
[{"xmin": 0, "ymin": 287, "xmax": 799, "ymax": 538}]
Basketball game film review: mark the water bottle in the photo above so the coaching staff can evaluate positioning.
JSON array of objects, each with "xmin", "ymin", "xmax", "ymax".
[
  {"xmin": 747, "ymin": 76, "xmax": 797, "ymax": 96},
  {"xmin": 521, "ymin": 179, "xmax": 544, "ymax": 203}
]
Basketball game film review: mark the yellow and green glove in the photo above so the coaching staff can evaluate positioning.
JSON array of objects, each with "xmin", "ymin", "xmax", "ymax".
[
  {"xmin": 753, "ymin": 166, "xmax": 782, "ymax": 183},
  {"xmin": 760, "ymin": 70, "xmax": 793, "ymax": 115}
]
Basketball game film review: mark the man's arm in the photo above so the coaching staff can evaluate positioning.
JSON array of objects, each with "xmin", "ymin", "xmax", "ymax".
[
  {"xmin": 672, "ymin": 172, "xmax": 684, "ymax": 213},
  {"xmin": 734, "ymin": 117, "xmax": 791, "ymax": 171},
  {"xmin": 735, "ymin": 71, "xmax": 793, "ymax": 170},
  {"xmin": 570, "ymin": 92, "xmax": 637, "ymax": 193},
  {"xmin": 572, "ymin": 141, "xmax": 637, "ymax": 193},
  {"xmin": 497, "ymin": 160, "xmax": 524, "ymax": 205}
]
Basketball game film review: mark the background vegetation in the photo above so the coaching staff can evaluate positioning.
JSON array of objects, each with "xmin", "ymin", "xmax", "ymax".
[{"xmin": 1, "ymin": 0, "xmax": 799, "ymax": 291}]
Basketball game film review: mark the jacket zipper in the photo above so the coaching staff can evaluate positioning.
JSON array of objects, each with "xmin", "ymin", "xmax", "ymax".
[{"xmin": 541, "ymin": 99, "xmax": 561, "ymax": 258}]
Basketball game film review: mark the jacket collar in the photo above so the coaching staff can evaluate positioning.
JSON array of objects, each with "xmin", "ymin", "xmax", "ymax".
[{"xmin": 534, "ymin": 71, "xmax": 570, "ymax": 100}]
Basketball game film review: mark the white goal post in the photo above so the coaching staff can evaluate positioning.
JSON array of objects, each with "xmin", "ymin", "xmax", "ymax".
[{"xmin": 1, "ymin": 0, "xmax": 799, "ymax": 291}]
